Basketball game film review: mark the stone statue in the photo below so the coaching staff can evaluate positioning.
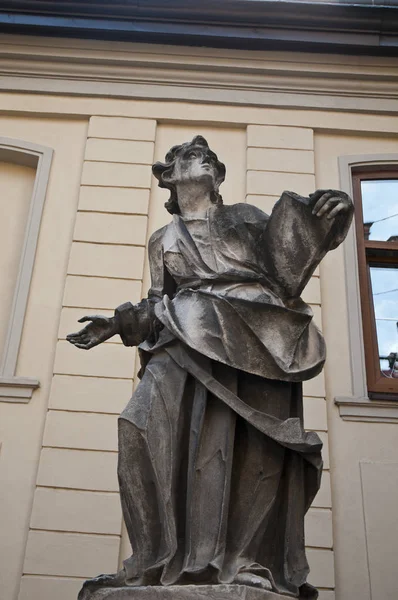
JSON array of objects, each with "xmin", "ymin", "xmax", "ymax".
[{"xmin": 67, "ymin": 136, "xmax": 353, "ymax": 600}]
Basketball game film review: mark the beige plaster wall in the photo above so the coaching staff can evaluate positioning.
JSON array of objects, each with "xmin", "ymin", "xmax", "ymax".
[
  {"xmin": 0, "ymin": 116, "xmax": 88, "ymax": 600},
  {"xmin": 315, "ymin": 132, "xmax": 398, "ymax": 600}
]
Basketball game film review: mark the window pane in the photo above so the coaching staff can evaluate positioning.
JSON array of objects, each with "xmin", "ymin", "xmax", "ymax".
[
  {"xmin": 369, "ymin": 264, "xmax": 398, "ymax": 378},
  {"xmin": 361, "ymin": 180, "xmax": 398, "ymax": 242}
]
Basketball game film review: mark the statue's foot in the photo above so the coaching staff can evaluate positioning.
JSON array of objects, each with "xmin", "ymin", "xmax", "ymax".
[
  {"xmin": 78, "ymin": 569, "xmax": 126, "ymax": 596},
  {"xmin": 88, "ymin": 574, "xmax": 120, "ymax": 587},
  {"xmin": 124, "ymin": 576, "xmax": 150, "ymax": 587},
  {"xmin": 233, "ymin": 572, "xmax": 273, "ymax": 590},
  {"xmin": 96, "ymin": 570, "xmax": 126, "ymax": 587},
  {"xmin": 299, "ymin": 582, "xmax": 319, "ymax": 599}
]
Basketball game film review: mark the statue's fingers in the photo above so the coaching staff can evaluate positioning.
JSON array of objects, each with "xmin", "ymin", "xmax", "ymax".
[
  {"xmin": 74, "ymin": 334, "xmax": 89, "ymax": 344},
  {"xmin": 313, "ymin": 196, "xmax": 331, "ymax": 216},
  {"xmin": 312, "ymin": 192, "xmax": 334, "ymax": 215},
  {"xmin": 68, "ymin": 337, "xmax": 94, "ymax": 349},
  {"xmin": 66, "ymin": 332, "xmax": 83, "ymax": 340},
  {"xmin": 81, "ymin": 339, "xmax": 99, "ymax": 349},
  {"xmin": 86, "ymin": 341, "xmax": 99, "ymax": 349},
  {"xmin": 67, "ymin": 328, "xmax": 89, "ymax": 340},
  {"xmin": 309, "ymin": 189, "xmax": 327, "ymax": 202},
  {"xmin": 78, "ymin": 316, "xmax": 95, "ymax": 323},
  {"xmin": 327, "ymin": 202, "xmax": 345, "ymax": 220},
  {"xmin": 78, "ymin": 314, "xmax": 106, "ymax": 324},
  {"xmin": 316, "ymin": 198, "xmax": 339, "ymax": 218}
]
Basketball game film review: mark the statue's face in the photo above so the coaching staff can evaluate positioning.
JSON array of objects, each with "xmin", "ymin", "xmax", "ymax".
[{"xmin": 171, "ymin": 144, "xmax": 218, "ymax": 188}]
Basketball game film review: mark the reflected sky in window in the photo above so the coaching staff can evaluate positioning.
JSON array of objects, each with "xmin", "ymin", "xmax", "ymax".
[
  {"xmin": 370, "ymin": 265, "xmax": 398, "ymax": 375},
  {"xmin": 361, "ymin": 180, "xmax": 398, "ymax": 241}
]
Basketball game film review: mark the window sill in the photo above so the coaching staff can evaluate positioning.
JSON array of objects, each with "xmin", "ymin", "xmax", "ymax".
[
  {"xmin": 335, "ymin": 396, "xmax": 398, "ymax": 423},
  {"xmin": 0, "ymin": 376, "xmax": 39, "ymax": 403}
]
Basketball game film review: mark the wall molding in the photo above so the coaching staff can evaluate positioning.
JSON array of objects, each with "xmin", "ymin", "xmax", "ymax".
[
  {"xmin": 1, "ymin": 35, "xmax": 398, "ymax": 114},
  {"xmin": 0, "ymin": 377, "xmax": 39, "ymax": 403},
  {"xmin": 337, "ymin": 153, "xmax": 398, "ymax": 423},
  {"xmin": 0, "ymin": 137, "xmax": 53, "ymax": 402}
]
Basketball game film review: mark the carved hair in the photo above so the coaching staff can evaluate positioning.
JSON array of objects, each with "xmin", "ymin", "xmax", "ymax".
[{"xmin": 152, "ymin": 135, "xmax": 226, "ymax": 214}]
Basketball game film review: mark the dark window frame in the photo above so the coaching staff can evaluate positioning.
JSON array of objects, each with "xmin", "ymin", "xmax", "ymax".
[{"xmin": 352, "ymin": 166, "xmax": 398, "ymax": 400}]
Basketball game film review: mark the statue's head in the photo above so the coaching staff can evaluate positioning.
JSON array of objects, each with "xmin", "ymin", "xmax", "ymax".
[{"xmin": 152, "ymin": 135, "xmax": 226, "ymax": 214}]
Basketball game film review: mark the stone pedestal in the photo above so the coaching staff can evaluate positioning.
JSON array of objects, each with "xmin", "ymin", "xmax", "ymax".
[{"xmin": 78, "ymin": 585, "xmax": 303, "ymax": 600}]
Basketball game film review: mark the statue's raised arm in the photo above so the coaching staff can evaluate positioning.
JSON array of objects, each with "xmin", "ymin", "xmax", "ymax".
[{"xmin": 263, "ymin": 188, "xmax": 353, "ymax": 299}]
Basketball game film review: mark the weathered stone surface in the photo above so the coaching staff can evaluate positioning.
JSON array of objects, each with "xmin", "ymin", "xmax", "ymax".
[
  {"xmin": 79, "ymin": 585, "xmax": 305, "ymax": 600},
  {"xmin": 67, "ymin": 135, "xmax": 354, "ymax": 600}
]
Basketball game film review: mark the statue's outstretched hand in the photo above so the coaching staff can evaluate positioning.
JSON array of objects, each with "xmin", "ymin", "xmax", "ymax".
[
  {"xmin": 310, "ymin": 189, "xmax": 353, "ymax": 220},
  {"xmin": 66, "ymin": 315, "xmax": 120, "ymax": 350}
]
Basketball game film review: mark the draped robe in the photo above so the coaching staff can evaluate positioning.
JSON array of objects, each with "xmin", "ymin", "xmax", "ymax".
[{"xmin": 109, "ymin": 193, "xmax": 352, "ymax": 598}]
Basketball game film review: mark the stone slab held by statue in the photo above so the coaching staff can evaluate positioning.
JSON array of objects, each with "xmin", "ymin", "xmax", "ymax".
[{"xmin": 67, "ymin": 135, "xmax": 354, "ymax": 600}]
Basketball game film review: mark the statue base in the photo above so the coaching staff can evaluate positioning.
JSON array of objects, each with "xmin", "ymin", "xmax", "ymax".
[{"xmin": 78, "ymin": 585, "xmax": 309, "ymax": 600}]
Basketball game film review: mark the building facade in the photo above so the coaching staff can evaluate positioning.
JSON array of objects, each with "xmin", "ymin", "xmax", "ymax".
[{"xmin": 0, "ymin": 2, "xmax": 397, "ymax": 599}]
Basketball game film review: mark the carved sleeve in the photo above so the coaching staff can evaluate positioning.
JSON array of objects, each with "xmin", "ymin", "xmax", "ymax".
[
  {"xmin": 262, "ymin": 191, "xmax": 353, "ymax": 299},
  {"xmin": 114, "ymin": 227, "xmax": 167, "ymax": 347}
]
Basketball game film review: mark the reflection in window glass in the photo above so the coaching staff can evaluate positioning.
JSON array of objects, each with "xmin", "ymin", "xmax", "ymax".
[
  {"xmin": 370, "ymin": 265, "xmax": 398, "ymax": 378},
  {"xmin": 361, "ymin": 180, "xmax": 398, "ymax": 241}
]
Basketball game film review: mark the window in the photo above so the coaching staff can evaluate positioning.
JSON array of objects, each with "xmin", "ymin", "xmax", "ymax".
[
  {"xmin": 0, "ymin": 138, "xmax": 52, "ymax": 402},
  {"xmin": 352, "ymin": 167, "xmax": 398, "ymax": 399}
]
